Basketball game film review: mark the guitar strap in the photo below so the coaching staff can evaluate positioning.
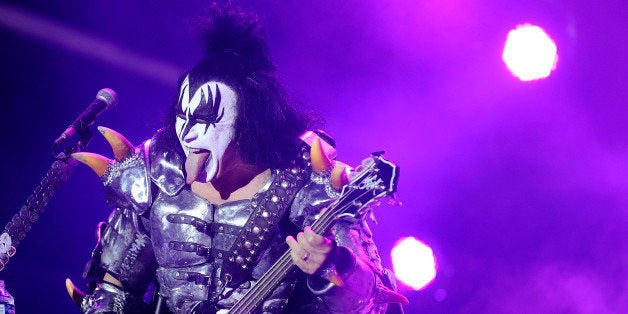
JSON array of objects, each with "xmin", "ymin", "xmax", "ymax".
[{"xmin": 214, "ymin": 145, "xmax": 310, "ymax": 295}]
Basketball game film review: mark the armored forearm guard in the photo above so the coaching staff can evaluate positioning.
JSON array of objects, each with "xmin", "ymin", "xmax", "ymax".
[
  {"xmin": 81, "ymin": 281, "xmax": 148, "ymax": 314},
  {"xmin": 305, "ymin": 219, "xmax": 392, "ymax": 313},
  {"xmin": 99, "ymin": 207, "xmax": 158, "ymax": 296}
]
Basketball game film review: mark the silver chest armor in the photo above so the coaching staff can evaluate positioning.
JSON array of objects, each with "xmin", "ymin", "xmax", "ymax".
[
  {"xmin": 151, "ymin": 185, "xmax": 262, "ymax": 312},
  {"xmin": 143, "ymin": 135, "xmax": 310, "ymax": 313}
]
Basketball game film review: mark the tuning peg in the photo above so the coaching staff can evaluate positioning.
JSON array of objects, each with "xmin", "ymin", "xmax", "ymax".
[{"xmin": 388, "ymin": 195, "xmax": 403, "ymax": 206}]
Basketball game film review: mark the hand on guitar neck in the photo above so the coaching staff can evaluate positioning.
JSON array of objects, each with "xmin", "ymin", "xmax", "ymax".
[{"xmin": 285, "ymin": 226, "xmax": 334, "ymax": 275}]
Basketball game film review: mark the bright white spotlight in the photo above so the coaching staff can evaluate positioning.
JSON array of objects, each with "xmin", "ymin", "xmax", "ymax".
[
  {"xmin": 502, "ymin": 23, "xmax": 558, "ymax": 81},
  {"xmin": 391, "ymin": 236, "xmax": 437, "ymax": 290}
]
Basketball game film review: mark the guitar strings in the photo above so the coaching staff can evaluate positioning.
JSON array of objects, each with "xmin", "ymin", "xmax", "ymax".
[
  {"xmin": 231, "ymin": 251, "xmax": 292, "ymax": 312},
  {"xmin": 232, "ymin": 193, "xmax": 354, "ymax": 313},
  {"xmin": 233, "ymin": 186, "xmax": 378, "ymax": 312}
]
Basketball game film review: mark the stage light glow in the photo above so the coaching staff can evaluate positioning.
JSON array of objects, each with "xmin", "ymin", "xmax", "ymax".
[
  {"xmin": 391, "ymin": 236, "xmax": 437, "ymax": 290},
  {"xmin": 0, "ymin": 2, "xmax": 181, "ymax": 84},
  {"xmin": 502, "ymin": 24, "xmax": 558, "ymax": 81}
]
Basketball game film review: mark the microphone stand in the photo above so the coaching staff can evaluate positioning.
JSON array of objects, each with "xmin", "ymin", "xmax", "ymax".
[{"xmin": 0, "ymin": 125, "xmax": 93, "ymax": 271}]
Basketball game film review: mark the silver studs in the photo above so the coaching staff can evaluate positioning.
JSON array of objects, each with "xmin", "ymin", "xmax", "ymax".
[
  {"xmin": 271, "ymin": 195, "xmax": 279, "ymax": 203},
  {"xmin": 281, "ymin": 181, "xmax": 289, "ymax": 188},
  {"xmin": 262, "ymin": 211, "xmax": 269, "ymax": 218},
  {"xmin": 244, "ymin": 241, "xmax": 252, "ymax": 249},
  {"xmin": 235, "ymin": 256, "xmax": 244, "ymax": 264},
  {"xmin": 253, "ymin": 227, "xmax": 260, "ymax": 234}
]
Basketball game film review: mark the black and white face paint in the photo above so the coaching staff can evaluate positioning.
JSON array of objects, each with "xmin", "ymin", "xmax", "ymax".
[{"xmin": 175, "ymin": 76, "xmax": 238, "ymax": 183}]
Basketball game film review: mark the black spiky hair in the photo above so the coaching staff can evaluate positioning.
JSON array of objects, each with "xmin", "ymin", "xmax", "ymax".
[{"xmin": 190, "ymin": 2, "xmax": 275, "ymax": 78}]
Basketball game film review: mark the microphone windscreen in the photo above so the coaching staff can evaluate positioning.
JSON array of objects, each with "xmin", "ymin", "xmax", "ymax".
[{"xmin": 96, "ymin": 88, "xmax": 118, "ymax": 109}]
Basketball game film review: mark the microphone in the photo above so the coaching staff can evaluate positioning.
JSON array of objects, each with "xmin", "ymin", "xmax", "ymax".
[{"xmin": 54, "ymin": 88, "xmax": 117, "ymax": 146}]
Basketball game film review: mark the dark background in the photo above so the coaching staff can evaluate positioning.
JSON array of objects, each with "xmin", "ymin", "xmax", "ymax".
[{"xmin": 0, "ymin": 1, "xmax": 626, "ymax": 312}]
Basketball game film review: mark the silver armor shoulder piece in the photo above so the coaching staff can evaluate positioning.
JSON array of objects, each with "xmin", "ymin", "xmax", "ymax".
[
  {"xmin": 148, "ymin": 130, "xmax": 185, "ymax": 196},
  {"xmin": 290, "ymin": 130, "xmax": 340, "ymax": 228},
  {"xmin": 102, "ymin": 142, "xmax": 152, "ymax": 215}
]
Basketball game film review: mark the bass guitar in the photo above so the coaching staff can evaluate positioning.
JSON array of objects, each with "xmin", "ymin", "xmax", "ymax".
[{"xmin": 228, "ymin": 152, "xmax": 400, "ymax": 313}]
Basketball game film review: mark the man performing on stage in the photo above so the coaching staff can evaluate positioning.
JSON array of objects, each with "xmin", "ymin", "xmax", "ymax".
[{"xmin": 67, "ymin": 3, "xmax": 406, "ymax": 313}]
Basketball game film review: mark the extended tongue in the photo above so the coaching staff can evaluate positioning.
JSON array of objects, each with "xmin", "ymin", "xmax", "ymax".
[{"xmin": 185, "ymin": 151, "xmax": 210, "ymax": 184}]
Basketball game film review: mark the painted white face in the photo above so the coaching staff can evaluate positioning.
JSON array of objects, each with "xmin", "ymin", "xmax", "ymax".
[{"xmin": 175, "ymin": 76, "xmax": 238, "ymax": 183}]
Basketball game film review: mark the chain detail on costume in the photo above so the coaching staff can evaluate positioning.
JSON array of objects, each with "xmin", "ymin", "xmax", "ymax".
[
  {"xmin": 310, "ymin": 171, "xmax": 342, "ymax": 199},
  {"xmin": 101, "ymin": 153, "xmax": 142, "ymax": 186}
]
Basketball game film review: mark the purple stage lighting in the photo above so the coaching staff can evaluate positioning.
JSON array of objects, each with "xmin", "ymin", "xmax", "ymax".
[
  {"xmin": 502, "ymin": 24, "xmax": 558, "ymax": 81},
  {"xmin": 391, "ymin": 236, "xmax": 437, "ymax": 290}
]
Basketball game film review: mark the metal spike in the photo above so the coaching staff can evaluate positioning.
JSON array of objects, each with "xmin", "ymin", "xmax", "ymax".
[
  {"xmin": 327, "ymin": 272, "xmax": 345, "ymax": 287},
  {"xmin": 71, "ymin": 152, "xmax": 112, "ymax": 177},
  {"xmin": 377, "ymin": 284, "xmax": 409, "ymax": 305},
  {"xmin": 310, "ymin": 137, "xmax": 333, "ymax": 173},
  {"xmin": 98, "ymin": 126, "xmax": 134, "ymax": 161},
  {"xmin": 65, "ymin": 278, "xmax": 85, "ymax": 308},
  {"xmin": 330, "ymin": 165, "xmax": 349, "ymax": 189}
]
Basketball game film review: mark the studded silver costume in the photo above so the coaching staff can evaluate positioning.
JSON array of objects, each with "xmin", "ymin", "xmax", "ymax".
[{"xmin": 80, "ymin": 131, "xmax": 399, "ymax": 314}]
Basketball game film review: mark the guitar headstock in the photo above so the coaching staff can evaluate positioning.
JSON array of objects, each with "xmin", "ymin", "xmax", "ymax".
[{"xmin": 331, "ymin": 153, "xmax": 400, "ymax": 220}]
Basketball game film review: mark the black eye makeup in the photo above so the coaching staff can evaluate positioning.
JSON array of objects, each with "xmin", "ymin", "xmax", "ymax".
[{"xmin": 176, "ymin": 82, "xmax": 227, "ymax": 139}]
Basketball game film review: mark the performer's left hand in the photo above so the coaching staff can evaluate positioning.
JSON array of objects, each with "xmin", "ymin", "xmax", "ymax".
[{"xmin": 286, "ymin": 226, "xmax": 333, "ymax": 274}]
